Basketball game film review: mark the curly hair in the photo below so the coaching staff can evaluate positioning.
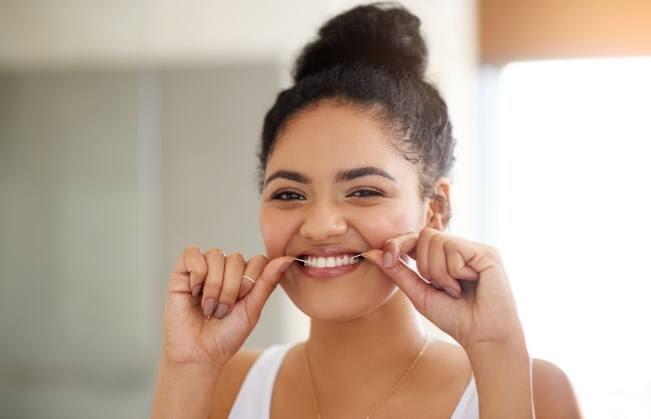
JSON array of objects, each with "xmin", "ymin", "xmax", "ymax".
[{"xmin": 255, "ymin": 1, "xmax": 456, "ymax": 225}]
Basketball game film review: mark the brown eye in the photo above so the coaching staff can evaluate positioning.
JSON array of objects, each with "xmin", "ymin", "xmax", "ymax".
[
  {"xmin": 350, "ymin": 189, "xmax": 383, "ymax": 198},
  {"xmin": 271, "ymin": 191, "xmax": 306, "ymax": 201}
]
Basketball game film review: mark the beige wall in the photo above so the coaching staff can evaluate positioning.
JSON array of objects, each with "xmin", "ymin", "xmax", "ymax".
[
  {"xmin": 480, "ymin": 0, "xmax": 651, "ymax": 64},
  {"xmin": 0, "ymin": 62, "xmax": 287, "ymax": 419}
]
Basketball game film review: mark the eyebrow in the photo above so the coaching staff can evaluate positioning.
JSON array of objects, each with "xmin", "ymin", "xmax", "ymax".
[{"xmin": 264, "ymin": 166, "xmax": 397, "ymax": 188}]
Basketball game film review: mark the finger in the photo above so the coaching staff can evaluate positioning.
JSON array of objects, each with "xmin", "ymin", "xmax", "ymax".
[
  {"xmin": 382, "ymin": 230, "xmax": 419, "ymax": 268},
  {"xmin": 415, "ymin": 228, "xmax": 436, "ymax": 283},
  {"xmin": 173, "ymin": 245, "xmax": 208, "ymax": 297},
  {"xmin": 241, "ymin": 256, "xmax": 293, "ymax": 325},
  {"xmin": 238, "ymin": 255, "xmax": 268, "ymax": 299},
  {"xmin": 427, "ymin": 232, "xmax": 462, "ymax": 298},
  {"xmin": 363, "ymin": 249, "xmax": 453, "ymax": 314},
  {"xmin": 202, "ymin": 248, "xmax": 226, "ymax": 317},
  {"xmin": 461, "ymin": 243, "xmax": 502, "ymax": 275},
  {"xmin": 214, "ymin": 253, "xmax": 246, "ymax": 318},
  {"xmin": 444, "ymin": 240, "xmax": 480, "ymax": 281}
]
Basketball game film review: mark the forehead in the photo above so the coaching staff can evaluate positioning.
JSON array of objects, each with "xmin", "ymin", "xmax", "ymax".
[{"xmin": 267, "ymin": 102, "xmax": 406, "ymax": 175}]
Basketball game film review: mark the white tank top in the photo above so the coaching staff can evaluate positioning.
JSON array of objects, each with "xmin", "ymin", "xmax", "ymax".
[{"xmin": 227, "ymin": 342, "xmax": 479, "ymax": 419}]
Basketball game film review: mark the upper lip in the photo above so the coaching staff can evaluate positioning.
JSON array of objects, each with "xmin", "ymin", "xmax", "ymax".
[{"xmin": 297, "ymin": 246, "xmax": 364, "ymax": 257}]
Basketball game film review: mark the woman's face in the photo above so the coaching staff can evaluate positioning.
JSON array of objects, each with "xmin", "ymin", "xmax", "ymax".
[{"xmin": 259, "ymin": 101, "xmax": 430, "ymax": 321}]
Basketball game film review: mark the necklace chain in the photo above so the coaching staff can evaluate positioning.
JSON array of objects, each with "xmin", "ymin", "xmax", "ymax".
[{"xmin": 304, "ymin": 335, "xmax": 430, "ymax": 419}]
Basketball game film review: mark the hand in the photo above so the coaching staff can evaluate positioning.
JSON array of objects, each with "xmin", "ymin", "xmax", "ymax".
[
  {"xmin": 363, "ymin": 227, "xmax": 525, "ymax": 350},
  {"xmin": 161, "ymin": 245, "xmax": 293, "ymax": 368}
]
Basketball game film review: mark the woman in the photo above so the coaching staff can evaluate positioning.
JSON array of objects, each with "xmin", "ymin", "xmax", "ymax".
[{"xmin": 151, "ymin": 2, "xmax": 583, "ymax": 418}]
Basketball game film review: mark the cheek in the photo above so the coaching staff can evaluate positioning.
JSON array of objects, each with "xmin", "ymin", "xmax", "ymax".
[
  {"xmin": 354, "ymin": 205, "xmax": 421, "ymax": 249},
  {"xmin": 259, "ymin": 208, "xmax": 297, "ymax": 258}
]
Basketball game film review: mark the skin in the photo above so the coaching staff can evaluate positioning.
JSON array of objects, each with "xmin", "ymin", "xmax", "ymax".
[{"xmin": 151, "ymin": 99, "xmax": 584, "ymax": 419}]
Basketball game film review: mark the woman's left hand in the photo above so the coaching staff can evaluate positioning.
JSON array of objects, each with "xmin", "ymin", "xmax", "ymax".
[{"xmin": 363, "ymin": 227, "xmax": 525, "ymax": 351}]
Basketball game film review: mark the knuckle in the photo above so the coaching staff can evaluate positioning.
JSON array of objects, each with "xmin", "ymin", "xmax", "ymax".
[
  {"xmin": 205, "ymin": 248, "xmax": 225, "ymax": 258},
  {"xmin": 193, "ymin": 262, "xmax": 208, "ymax": 276},
  {"xmin": 185, "ymin": 244, "xmax": 201, "ymax": 254},
  {"xmin": 485, "ymin": 245, "xmax": 500, "ymax": 258},
  {"xmin": 254, "ymin": 254, "xmax": 271, "ymax": 267},
  {"xmin": 256, "ymin": 255, "xmax": 270, "ymax": 266},
  {"xmin": 227, "ymin": 252, "xmax": 246, "ymax": 263}
]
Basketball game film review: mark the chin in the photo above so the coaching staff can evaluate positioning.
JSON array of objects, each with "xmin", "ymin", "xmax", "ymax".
[{"xmin": 280, "ymin": 279, "xmax": 399, "ymax": 322}]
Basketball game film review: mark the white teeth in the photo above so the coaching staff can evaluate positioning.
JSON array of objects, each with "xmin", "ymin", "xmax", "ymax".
[{"xmin": 305, "ymin": 254, "xmax": 359, "ymax": 268}]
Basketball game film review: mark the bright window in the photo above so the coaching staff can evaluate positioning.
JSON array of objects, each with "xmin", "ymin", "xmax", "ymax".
[{"xmin": 494, "ymin": 57, "xmax": 651, "ymax": 418}]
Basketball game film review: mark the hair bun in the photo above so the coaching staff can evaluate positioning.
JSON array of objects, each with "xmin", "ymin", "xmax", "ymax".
[{"xmin": 292, "ymin": 1, "xmax": 428, "ymax": 83}]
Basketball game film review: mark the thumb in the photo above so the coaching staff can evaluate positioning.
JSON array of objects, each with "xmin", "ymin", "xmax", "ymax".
[
  {"xmin": 363, "ymin": 249, "xmax": 435, "ymax": 314},
  {"xmin": 242, "ymin": 256, "xmax": 293, "ymax": 323}
]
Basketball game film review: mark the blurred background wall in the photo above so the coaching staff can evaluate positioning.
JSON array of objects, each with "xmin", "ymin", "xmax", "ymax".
[
  {"xmin": 478, "ymin": 1, "xmax": 651, "ymax": 418},
  {"xmin": 480, "ymin": 0, "xmax": 651, "ymax": 63},
  {"xmin": 0, "ymin": 1, "xmax": 478, "ymax": 418}
]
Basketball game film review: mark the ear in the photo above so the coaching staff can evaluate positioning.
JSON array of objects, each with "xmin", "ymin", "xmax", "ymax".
[{"xmin": 424, "ymin": 178, "xmax": 451, "ymax": 230}]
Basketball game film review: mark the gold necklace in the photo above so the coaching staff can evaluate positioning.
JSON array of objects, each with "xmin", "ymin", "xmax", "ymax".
[{"xmin": 304, "ymin": 335, "xmax": 430, "ymax": 419}]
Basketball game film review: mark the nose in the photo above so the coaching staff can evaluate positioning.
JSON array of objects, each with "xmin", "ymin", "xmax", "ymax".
[{"xmin": 299, "ymin": 199, "xmax": 347, "ymax": 241}]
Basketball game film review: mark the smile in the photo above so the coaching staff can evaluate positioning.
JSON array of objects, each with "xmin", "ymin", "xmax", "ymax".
[
  {"xmin": 296, "ymin": 254, "xmax": 363, "ymax": 268},
  {"xmin": 293, "ymin": 253, "xmax": 365, "ymax": 279}
]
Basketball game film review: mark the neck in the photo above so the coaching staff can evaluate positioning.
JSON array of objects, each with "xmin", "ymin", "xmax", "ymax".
[{"xmin": 306, "ymin": 291, "xmax": 428, "ymax": 376}]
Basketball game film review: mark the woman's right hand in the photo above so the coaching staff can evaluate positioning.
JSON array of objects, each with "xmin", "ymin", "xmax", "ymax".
[{"xmin": 161, "ymin": 245, "xmax": 293, "ymax": 369}]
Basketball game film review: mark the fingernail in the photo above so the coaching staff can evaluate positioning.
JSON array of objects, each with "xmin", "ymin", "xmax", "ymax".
[
  {"xmin": 383, "ymin": 251, "xmax": 394, "ymax": 268},
  {"xmin": 279, "ymin": 259, "xmax": 293, "ymax": 273},
  {"xmin": 192, "ymin": 284, "xmax": 203, "ymax": 298},
  {"xmin": 202, "ymin": 298, "xmax": 217, "ymax": 317},
  {"xmin": 215, "ymin": 303, "xmax": 230, "ymax": 318},
  {"xmin": 445, "ymin": 287, "xmax": 461, "ymax": 298}
]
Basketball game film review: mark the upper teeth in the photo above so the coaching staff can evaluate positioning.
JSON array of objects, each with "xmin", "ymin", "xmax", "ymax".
[{"xmin": 304, "ymin": 255, "xmax": 359, "ymax": 268}]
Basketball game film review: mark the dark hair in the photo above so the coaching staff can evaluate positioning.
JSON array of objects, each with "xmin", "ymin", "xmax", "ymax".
[{"xmin": 255, "ymin": 1, "xmax": 456, "ymax": 224}]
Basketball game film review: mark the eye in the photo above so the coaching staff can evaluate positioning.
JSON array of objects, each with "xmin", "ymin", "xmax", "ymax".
[
  {"xmin": 270, "ymin": 189, "xmax": 383, "ymax": 201},
  {"xmin": 349, "ymin": 189, "xmax": 383, "ymax": 198},
  {"xmin": 271, "ymin": 190, "xmax": 306, "ymax": 201}
]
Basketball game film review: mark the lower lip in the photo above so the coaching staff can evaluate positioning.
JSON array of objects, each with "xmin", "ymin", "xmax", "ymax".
[{"xmin": 298, "ymin": 259, "xmax": 363, "ymax": 279}]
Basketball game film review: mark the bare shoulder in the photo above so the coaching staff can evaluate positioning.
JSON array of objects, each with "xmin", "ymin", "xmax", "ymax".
[
  {"xmin": 210, "ymin": 348, "xmax": 264, "ymax": 419},
  {"xmin": 532, "ymin": 358, "xmax": 584, "ymax": 419}
]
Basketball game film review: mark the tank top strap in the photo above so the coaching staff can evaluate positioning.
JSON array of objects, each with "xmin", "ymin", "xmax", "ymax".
[
  {"xmin": 450, "ymin": 376, "xmax": 479, "ymax": 419},
  {"xmin": 227, "ymin": 342, "xmax": 294, "ymax": 419}
]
